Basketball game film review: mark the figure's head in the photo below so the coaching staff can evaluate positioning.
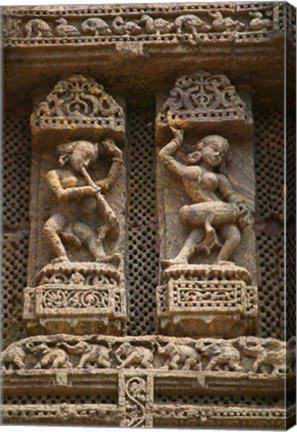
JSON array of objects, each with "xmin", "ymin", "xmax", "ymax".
[
  {"xmin": 187, "ymin": 135, "xmax": 230, "ymax": 168},
  {"xmin": 57, "ymin": 140, "xmax": 98, "ymax": 172}
]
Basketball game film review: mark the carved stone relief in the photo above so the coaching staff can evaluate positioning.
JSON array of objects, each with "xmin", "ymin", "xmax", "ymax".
[
  {"xmin": 156, "ymin": 71, "xmax": 258, "ymax": 337},
  {"xmin": 3, "ymin": 3, "xmax": 279, "ymax": 48},
  {"xmin": 1, "ymin": 2, "xmax": 292, "ymax": 429},
  {"xmin": 23, "ymin": 75, "xmax": 127, "ymax": 335}
]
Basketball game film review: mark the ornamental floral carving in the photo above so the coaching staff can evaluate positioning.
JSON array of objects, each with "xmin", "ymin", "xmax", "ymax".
[
  {"xmin": 35, "ymin": 75, "xmax": 121, "ymax": 119},
  {"xmin": 157, "ymin": 71, "xmax": 251, "ymax": 127}
]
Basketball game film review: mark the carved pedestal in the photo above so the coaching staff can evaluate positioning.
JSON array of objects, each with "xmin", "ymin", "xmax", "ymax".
[
  {"xmin": 24, "ymin": 261, "xmax": 126, "ymax": 335},
  {"xmin": 157, "ymin": 263, "xmax": 257, "ymax": 337}
]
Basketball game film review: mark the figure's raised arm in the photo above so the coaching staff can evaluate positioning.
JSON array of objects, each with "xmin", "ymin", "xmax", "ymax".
[
  {"xmin": 159, "ymin": 127, "xmax": 188, "ymax": 177},
  {"xmin": 95, "ymin": 138, "xmax": 124, "ymax": 193}
]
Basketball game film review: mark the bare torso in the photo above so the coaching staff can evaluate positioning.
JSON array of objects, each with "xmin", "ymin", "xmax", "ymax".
[
  {"xmin": 181, "ymin": 166, "xmax": 221, "ymax": 203},
  {"xmin": 50, "ymin": 169, "xmax": 97, "ymax": 218}
]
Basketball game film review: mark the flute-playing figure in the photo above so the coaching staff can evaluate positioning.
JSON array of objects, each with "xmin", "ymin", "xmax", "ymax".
[{"xmin": 44, "ymin": 139, "xmax": 123, "ymax": 264}]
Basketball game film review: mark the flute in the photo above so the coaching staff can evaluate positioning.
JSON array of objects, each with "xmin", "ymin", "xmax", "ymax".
[{"xmin": 80, "ymin": 164, "xmax": 119, "ymax": 240}]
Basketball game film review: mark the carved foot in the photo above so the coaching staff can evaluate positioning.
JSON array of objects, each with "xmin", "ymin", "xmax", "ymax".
[
  {"xmin": 196, "ymin": 227, "xmax": 221, "ymax": 256},
  {"xmin": 50, "ymin": 256, "xmax": 69, "ymax": 264},
  {"xmin": 216, "ymin": 260, "xmax": 236, "ymax": 266},
  {"xmin": 61, "ymin": 232, "xmax": 82, "ymax": 249},
  {"xmin": 95, "ymin": 253, "xmax": 122, "ymax": 267},
  {"xmin": 161, "ymin": 258, "xmax": 188, "ymax": 269}
]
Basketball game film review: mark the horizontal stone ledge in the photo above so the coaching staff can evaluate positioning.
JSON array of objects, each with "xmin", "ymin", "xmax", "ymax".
[
  {"xmin": 152, "ymin": 404, "xmax": 286, "ymax": 428},
  {"xmin": 1, "ymin": 403, "xmax": 121, "ymax": 425},
  {"xmin": 1, "ymin": 403, "xmax": 286, "ymax": 427},
  {"xmin": 3, "ymin": 368, "xmax": 289, "ymax": 397}
]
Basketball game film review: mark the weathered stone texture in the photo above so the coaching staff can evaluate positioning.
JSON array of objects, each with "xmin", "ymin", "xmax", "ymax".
[{"xmin": 1, "ymin": 1, "xmax": 294, "ymax": 429}]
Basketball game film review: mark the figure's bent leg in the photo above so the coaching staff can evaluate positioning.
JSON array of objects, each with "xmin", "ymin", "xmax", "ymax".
[
  {"xmin": 180, "ymin": 204, "xmax": 221, "ymax": 257},
  {"xmin": 199, "ymin": 214, "xmax": 222, "ymax": 255},
  {"xmin": 162, "ymin": 229, "xmax": 204, "ymax": 265},
  {"xmin": 72, "ymin": 222, "xmax": 105, "ymax": 260},
  {"xmin": 216, "ymin": 224, "xmax": 241, "ymax": 263},
  {"xmin": 43, "ymin": 213, "xmax": 68, "ymax": 261}
]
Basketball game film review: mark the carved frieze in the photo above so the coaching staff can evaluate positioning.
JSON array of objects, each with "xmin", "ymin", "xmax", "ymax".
[
  {"xmin": 1, "ymin": 335, "xmax": 290, "ymax": 386},
  {"xmin": 3, "ymin": 3, "xmax": 281, "ymax": 48},
  {"xmin": 153, "ymin": 405, "xmax": 287, "ymax": 429},
  {"xmin": 2, "ymin": 333, "xmax": 292, "ymax": 426},
  {"xmin": 1, "ymin": 403, "xmax": 287, "ymax": 428}
]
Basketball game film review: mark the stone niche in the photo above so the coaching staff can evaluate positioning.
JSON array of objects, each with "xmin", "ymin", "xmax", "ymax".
[
  {"xmin": 23, "ymin": 74, "xmax": 127, "ymax": 336},
  {"xmin": 156, "ymin": 71, "xmax": 258, "ymax": 337},
  {"xmin": 1, "ymin": 1, "xmax": 296, "ymax": 430}
]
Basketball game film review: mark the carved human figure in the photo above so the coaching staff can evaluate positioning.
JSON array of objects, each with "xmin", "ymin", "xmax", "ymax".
[
  {"xmin": 159, "ymin": 127, "xmax": 253, "ymax": 265},
  {"xmin": 44, "ymin": 139, "xmax": 123, "ymax": 263}
]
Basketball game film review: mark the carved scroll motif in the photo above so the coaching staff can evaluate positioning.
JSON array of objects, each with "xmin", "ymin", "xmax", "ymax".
[
  {"xmin": 123, "ymin": 376, "xmax": 148, "ymax": 427},
  {"xmin": 118, "ymin": 371, "xmax": 153, "ymax": 428}
]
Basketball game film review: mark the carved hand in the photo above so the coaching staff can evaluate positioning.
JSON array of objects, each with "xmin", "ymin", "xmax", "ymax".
[
  {"xmin": 95, "ymin": 179, "xmax": 110, "ymax": 193},
  {"xmin": 170, "ymin": 126, "xmax": 184, "ymax": 144},
  {"xmin": 236, "ymin": 201, "xmax": 254, "ymax": 229},
  {"xmin": 81, "ymin": 185, "xmax": 101, "ymax": 196},
  {"xmin": 101, "ymin": 139, "xmax": 123, "ymax": 159}
]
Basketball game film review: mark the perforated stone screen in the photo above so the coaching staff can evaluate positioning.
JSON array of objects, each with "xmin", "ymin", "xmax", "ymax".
[
  {"xmin": 2, "ymin": 108, "xmax": 288, "ymax": 346},
  {"xmin": 2, "ymin": 105, "xmax": 294, "ymax": 432}
]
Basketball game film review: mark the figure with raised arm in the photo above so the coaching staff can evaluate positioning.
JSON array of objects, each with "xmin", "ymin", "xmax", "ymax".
[{"xmin": 159, "ymin": 127, "xmax": 253, "ymax": 265}]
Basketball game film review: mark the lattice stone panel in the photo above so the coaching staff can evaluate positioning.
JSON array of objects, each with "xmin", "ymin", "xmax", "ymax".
[
  {"xmin": 286, "ymin": 111, "xmax": 296, "ymax": 341},
  {"xmin": 126, "ymin": 105, "xmax": 159, "ymax": 335},
  {"xmin": 154, "ymin": 393, "xmax": 284, "ymax": 407},
  {"xmin": 3, "ymin": 394, "xmax": 118, "ymax": 405},
  {"xmin": 3, "ymin": 115, "xmax": 31, "ymax": 230},
  {"xmin": 2, "ymin": 114, "xmax": 31, "ymax": 348},
  {"xmin": 254, "ymin": 108, "xmax": 284, "ymax": 339}
]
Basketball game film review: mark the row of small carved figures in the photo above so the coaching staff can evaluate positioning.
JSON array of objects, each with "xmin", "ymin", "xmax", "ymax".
[
  {"xmin": 6, "ymin": 11, "xmax": 273, "ymax": 40},
  {"xmin": 1, "ymin": 337, "xmax": 294, "ymax": 376}
]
